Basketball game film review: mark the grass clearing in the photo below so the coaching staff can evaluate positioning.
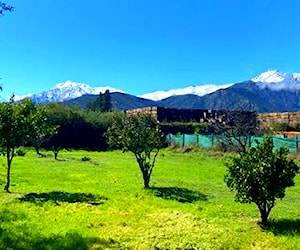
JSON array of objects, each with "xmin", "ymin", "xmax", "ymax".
[{"xmin": 0, "ymin": 149, "xmax": 299, "ymax": 249}]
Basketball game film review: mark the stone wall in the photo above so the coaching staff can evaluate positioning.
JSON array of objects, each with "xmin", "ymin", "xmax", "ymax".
[{"xmin": 258, "ymin": 112, "xmax": 300, "ymax": 128}]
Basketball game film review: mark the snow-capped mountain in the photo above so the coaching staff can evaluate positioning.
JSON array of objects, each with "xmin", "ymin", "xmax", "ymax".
[
  {"xmin": 16, "ymin": 80, "xmax": 125, "ymax": 103},
  {"xmin": 252, "ymin": 70, "xmax": 300, "ymax": 90},
  {"xmin": 139, "ymin": 84, "xmax": 233, "ymax": 101},
  {"xmin": 14, "ymin": 70, "xmax": 300, "ymax": 110},
  {"xmin": 15, "ymin": 80, "xmax": 234, "ymax": 103}
]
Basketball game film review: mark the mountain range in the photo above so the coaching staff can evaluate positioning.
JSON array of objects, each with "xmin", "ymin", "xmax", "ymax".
[{"xmin": 17, "ymin": 70, "xmax": 300, "ymax": 112}]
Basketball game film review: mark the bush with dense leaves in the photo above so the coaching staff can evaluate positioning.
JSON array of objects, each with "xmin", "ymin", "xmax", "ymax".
[{"xmin": 225, "ymin": 136, "xmax": 299, "ymax": 226}]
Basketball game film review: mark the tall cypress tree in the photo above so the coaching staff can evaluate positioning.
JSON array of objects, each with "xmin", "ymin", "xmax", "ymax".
[
  {"xmin": 103, "ymin": 90, "xmax": 112, "ymax": 112},
  {"xmin": 86, "ymin": 89, "xmax": 112, "ymax": 112}
]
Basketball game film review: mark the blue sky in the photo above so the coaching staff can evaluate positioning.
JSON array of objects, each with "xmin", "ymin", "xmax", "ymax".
[{"xmin": 1, "ymin": 0, "xmax": 300, "ymax": 99}]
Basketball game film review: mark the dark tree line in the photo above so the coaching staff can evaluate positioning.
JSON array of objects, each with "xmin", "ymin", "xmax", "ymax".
[{"xmin": 40, "ymin": 103, "xmax": 117, "ymax": 159}]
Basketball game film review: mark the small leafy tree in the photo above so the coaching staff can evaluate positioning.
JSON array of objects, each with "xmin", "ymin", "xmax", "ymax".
[
  {"xmin": 29, "ymin": 106, "xmax": 59, "ymax": 157},
  {"xmin": 224, "ymin": 136, "xmax": 299, "ymax": 226},
  {"xmin": 107, "ymin": 113, "xmax": 165, "ymax": 188},
  {"xmin": 0, "ymin": 97, "xmax": 36, "ymax": 192}
]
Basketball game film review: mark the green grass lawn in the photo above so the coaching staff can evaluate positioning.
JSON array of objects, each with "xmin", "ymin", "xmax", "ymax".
[{"xmin": 0, "ymin": 149, "xmax": 299, "ymax": 249}]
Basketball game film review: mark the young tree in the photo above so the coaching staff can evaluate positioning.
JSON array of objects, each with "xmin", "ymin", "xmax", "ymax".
[
  {"xmin": 224, "ymin": 136, "xmax": 299, "ymax": 226},
  {"xmin": 29, "ymin": 106, "xmax": 59, "ymax": 157},
  {"xmin": 0, "ymin": 97, "xmax": 35, "ymax": 192},
  {"xmin": 42, "ymin": 103, "xmax": 77, "ymax": 159},
  {"xmin": 107, "ymin": 113, "xmax": 165, "ymax": 188},
  {"xmin": 212, "ymin": 111, "xmax": 258, "ymax": 153}
]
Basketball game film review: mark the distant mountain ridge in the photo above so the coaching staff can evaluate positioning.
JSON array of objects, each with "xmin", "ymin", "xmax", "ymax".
[
  {"xmin": 15, "ymin": 80, "xmax": 234, "ymax": 103},
  {"xmin": 64, "ymin": 81, "xmax": 300, "ymax": 112},
  {"xmin": 65, "ymin": 92, "xmax": 158, "ymax": 111},
  {"xmin": 160, "ymin": 81, "xmax": 300, "ymax": 112},
  {"xmin": 15, "ymin": 70, "xmax": 300, "ymax": 112},
  {"xmin": 139, "ymin": 83, "xmax": 233, "ymax": 100}
]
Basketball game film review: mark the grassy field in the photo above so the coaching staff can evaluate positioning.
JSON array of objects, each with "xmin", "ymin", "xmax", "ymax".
[{"xmin": 0, "ymin": 148, "xmax": 299, "ymax": 249}]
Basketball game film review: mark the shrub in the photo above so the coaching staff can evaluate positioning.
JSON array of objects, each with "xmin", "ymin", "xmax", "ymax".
[
  {"xmin": 225, "ymin": 136, "xmax": 299, "ymax": 226},
  {"xmin": 81, "ymin": 156, "xmax": 91, "ymax": 162},
  {"xmin": 16, "ymin": 148, "xmax": 26, "ymax": 156}
]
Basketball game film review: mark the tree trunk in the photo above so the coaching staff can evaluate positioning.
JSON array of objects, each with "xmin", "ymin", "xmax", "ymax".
[
  {"xmin": 260, "ymin": 212, "xmax": 269, "ymax": 226},
  {"xmin": 4, "ymin": 148, "xmax": 13, "ymax": 193},
  {"xmin": 35, "ymin": 146, "xmax": 46, "ymax": 157},
  {"xmin": 259, "ymin": 206, "xmax": 270, "ymax": 226},
  {"xmin": 54, "ymin": 151, "xmax": 58, "ymax": 160},
  {"xmin": 143, "ymin": 172, "xmax": 150, "ymax": 189},
  {"xmin": 136, "ymin": 154, "xmax": 155, "ymax": 189}
]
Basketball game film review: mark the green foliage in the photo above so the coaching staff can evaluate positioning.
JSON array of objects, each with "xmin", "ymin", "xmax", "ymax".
[
  {"xmin": 225, "ymin": 136, "xmax": 299, "ymax": 225},
  {"xmin": 272, "ymin": 122, "xmax": 290, "ymax": 132},
  {"xmin": 42, "ymin": 104, "xmax": 118, "ymax": 152},
  {"xmin": 28, "ymin": 105, "xmax": 59, "ymax": 156},
  {"xmin": 272, "ymin": 122, "xmax": 300, "ymax": 132},
  {"xmin": 0, "ymin": 97, "xmax": 37, "ymax": 192},
  {"xmin": 107, "ymin": 113, "xmax": 165, "ymax": 188},
  {"xmin": 160, "ymin": 122, "xmax": 211, "ymax": 135},
  {"xmin": 16, "ymin": 148, "xmax": 26, "ymax": 156},
  {"xmin": 86, "ymin": 89, "xmax": 112, "ymax": 112}
]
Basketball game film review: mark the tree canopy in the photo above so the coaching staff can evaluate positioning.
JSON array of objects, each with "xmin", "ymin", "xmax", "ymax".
[
  {"xmin": 28, "ymin": 105, "xmax": 59, "ymax": 157},
  {"xmin": 107, "ymin": 113, "xmax": 165, "ymax": 188},
  {"xmin": 224, "ymin": 136, "xmax": 299, "ymax": 226},
  {"xmin": 0, "ymin": 97, "xmax": 37, "ymax": 192}
]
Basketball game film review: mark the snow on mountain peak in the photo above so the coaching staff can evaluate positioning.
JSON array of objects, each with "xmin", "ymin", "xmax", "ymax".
[
  {"xmin": 139, "ymin": 84, "xmax": 233, "ymax": 101},
  {"xmin": 252, "ymin": 70, "xmax": 285, "ymax": 83},
  {"xmin": 292, "ymin": 73, "xmax": 300, "ymax": 81},
  {"xmin": 252, "ymin": 70, "xmax": 300, "ymax": 91},
  {"xmin": 54, "ymin": 80, "xmax": 86, "ymax": 89},
  {"xmin": 28, "ymin": 80, "xmax": 125, "ymax": 103}
]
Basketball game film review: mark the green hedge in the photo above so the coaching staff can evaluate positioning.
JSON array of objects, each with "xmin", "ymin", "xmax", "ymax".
[{"xmin": 160, "ymin": 122, "xmax": 212, "ymax": 135}]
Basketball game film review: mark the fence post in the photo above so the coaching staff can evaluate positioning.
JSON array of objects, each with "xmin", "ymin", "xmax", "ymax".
[
  {"xmin": 182, "ymin": 134, "xmax": 185, "ymax": 147},
  {"xmin": 296, "ymin": 136, "xmax": 299, "ymax": 153},
  {"xmin": 196, "ymin": 134, "xmax": 199, "ymax": 146}
]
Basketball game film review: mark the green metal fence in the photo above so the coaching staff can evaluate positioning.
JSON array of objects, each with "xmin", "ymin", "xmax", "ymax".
[{"xmin": 167, "ymin": 134, "xmax": 300, "ymax": 153}]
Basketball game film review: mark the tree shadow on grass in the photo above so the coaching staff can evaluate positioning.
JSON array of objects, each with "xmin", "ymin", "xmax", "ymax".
[
  {"xmin": 265, "ymin": 219, "xmax": 300, "ymax": 236},
  {"xmin": 18, "ymin": 191, "xmax": 108, "ymax": 206},
  {"xmin": 0, "ymin": 229, "xmax": 119, "ymax": 250},
  {"xmin": 149, "ymin": 186, "xmax": 208, "ymax": 203},
  {"xmin": 0, "ymin": 210, "xmax": 119, "ymax": 249}
]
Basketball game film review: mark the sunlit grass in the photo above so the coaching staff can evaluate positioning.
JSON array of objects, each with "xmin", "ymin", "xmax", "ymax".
[{"xmin": 0, "ymin": 148, "xmax": 299, "ymax": 249}]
